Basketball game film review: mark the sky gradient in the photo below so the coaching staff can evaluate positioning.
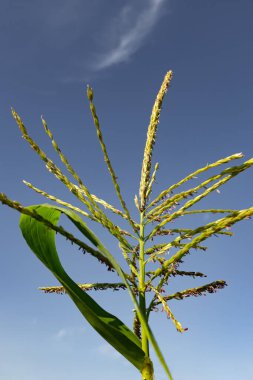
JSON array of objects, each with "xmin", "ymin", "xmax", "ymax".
[{"xmin": 1, "ymin": 1, "xmax": 253, "ymax": 379}]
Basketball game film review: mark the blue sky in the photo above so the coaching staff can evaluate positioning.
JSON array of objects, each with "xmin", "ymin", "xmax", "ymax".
[{"xmin": 1, "ymin": 1, "xmax": 253, "ymax": 379}]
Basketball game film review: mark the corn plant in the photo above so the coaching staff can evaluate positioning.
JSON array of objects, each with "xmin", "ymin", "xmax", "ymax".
[{"xmin": 1, "ymin": 70, "xmax": 253, "ymax": 380}]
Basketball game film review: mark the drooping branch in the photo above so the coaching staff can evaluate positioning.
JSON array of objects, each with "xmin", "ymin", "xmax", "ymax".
[
  {"xmin": 40, "ymin": 282, "xmax": 127, "ymax": 294},
  {"xmin": 0, "ymin": 193, "xmax": 114, "ymax": 271},
  {"xmin": 149, "ymin": 284, "xmax": 187, "ymax": 333},
  {"xmin": 170, "ymin": 270, "xmax": 207, "ymax": 278},
  {"xmin": 154, "ymin": 280, "xmax": 227, "ymax": 302}
]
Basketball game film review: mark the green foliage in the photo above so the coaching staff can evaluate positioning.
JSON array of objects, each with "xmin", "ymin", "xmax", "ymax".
[
  {"xmin": 1, "ymin": 70, "xmax": 253, "ymax": 380},
  {"xmin": 19, "ymin": 204, "xmax": 146, "ymax": 370}
]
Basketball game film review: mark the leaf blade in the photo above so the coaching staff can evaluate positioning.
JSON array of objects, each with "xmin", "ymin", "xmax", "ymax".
[{"xmin": 19, "ymin": 205, "xmax": 145, "ymax": 371}]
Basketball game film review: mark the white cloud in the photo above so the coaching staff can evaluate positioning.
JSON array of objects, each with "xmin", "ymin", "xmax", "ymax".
[{"xmin": 93, "ymin": 0, "xmax": 167, "ymax": 70}]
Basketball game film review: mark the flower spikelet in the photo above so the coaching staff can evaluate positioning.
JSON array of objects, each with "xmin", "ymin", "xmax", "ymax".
[{"xmin": 139, "ymin": 71, "xmax": 173, "ymax": 211}]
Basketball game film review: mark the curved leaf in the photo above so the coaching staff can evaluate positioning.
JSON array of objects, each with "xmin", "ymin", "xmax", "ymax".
[
  {"xmin": 20, "ymin": 203, "xmax": 173, "ymax": 379},
  {"xmin": 19, "ymin": 205, "xmax": 145, "ymax": 371}
]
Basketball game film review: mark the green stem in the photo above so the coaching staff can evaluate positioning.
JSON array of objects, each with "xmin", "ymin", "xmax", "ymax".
[
  {"xmin": 141, "ymin": 357, "xmax": 154, "ymax": 380},
  {"xmin": 139, "ymin": 212, "xmax": 149, "ymax": 356},
  {"xmin": 139, "ymin": 212, "xmax": 168, "ymax": 380}
]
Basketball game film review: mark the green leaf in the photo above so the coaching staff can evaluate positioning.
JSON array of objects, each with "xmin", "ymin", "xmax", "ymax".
[
  {"xmin": 19, "ymin": 203, "xmax": 174, "ymax": 379},
  {"xmin": 19, "ymin": 204, "xmax": 145, "ymax": 371}
]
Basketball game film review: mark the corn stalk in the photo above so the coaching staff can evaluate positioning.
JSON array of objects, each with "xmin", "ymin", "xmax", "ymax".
[{"xmin": 1, "ymin": 70, "xmax": 252, "ymax": 380}]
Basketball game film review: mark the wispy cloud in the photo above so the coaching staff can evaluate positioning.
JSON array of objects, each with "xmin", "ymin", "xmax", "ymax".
[{"xmin": 93, "ymin": 0, "xmax": 167, "ymax": 71}]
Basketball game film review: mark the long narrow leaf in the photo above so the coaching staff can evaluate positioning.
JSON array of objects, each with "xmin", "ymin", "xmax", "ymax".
[
  {"xmin": 19, "ymin": 205, "xmax": 146, "ymax": 371},
  {"xmin": 20, "ymin": 203, "xmax": 174, "ymax": 379}
]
